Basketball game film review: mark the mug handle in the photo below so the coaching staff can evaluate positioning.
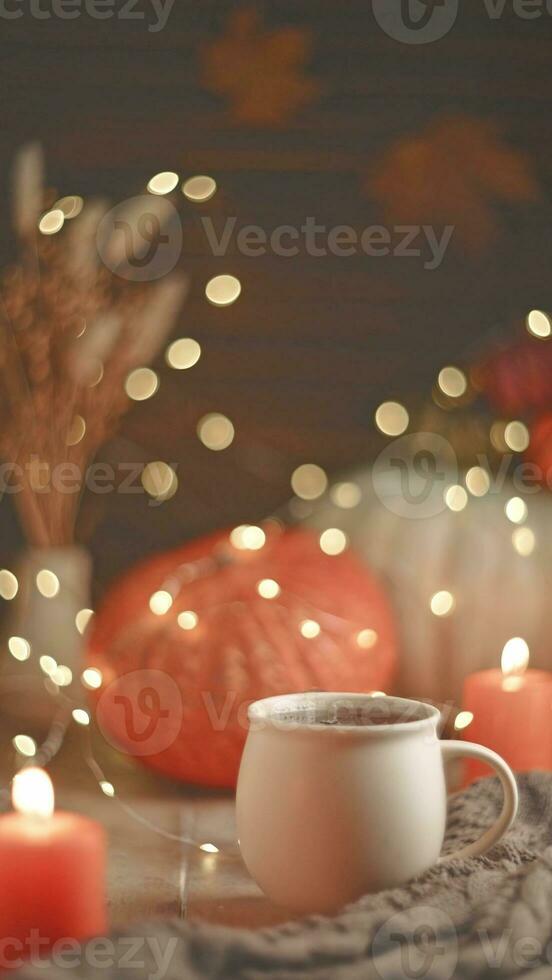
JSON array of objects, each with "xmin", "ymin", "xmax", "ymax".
[{"xmin": 439, "ymin": 740, "xmax": 519, "ymax": 860}]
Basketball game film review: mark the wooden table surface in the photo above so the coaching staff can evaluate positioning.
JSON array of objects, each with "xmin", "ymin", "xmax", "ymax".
[{"xmin": 0, "ymin": 717, "xmax": 296, "ymax": 934}]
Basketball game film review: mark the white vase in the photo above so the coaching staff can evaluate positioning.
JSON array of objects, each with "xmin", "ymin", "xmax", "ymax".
[{"xmin": 1, "ymin": 546, "xmax": 92, "ymax": 728}]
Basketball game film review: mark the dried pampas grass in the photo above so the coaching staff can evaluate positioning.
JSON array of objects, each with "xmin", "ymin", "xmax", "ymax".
[{"xmin": 0, "ymin": 144, "xmax": 189, "ymax": 547}]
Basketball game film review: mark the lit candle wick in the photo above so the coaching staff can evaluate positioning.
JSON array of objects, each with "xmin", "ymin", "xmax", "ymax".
[{"xmin": 12, "ymin": 767, "xmax": 55, "ymax": 819}]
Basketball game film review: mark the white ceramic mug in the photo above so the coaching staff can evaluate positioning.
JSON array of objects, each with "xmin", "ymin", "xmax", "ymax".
[{"xmin": 236, "ymin": 692, "xmax": 518, "ymax": 914}]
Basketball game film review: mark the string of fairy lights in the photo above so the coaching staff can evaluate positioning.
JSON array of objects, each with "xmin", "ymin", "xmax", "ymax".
[{"xmin": 1, "ymin": 165, "xmax": 551, "ymax": 837}]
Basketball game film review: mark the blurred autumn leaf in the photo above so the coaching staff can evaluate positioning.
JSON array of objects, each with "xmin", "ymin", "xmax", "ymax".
[
  {"xmin": 201, "ymin": 7, "xmax": 320, "ymax": 127},
  {"xmin": 367, "ymin": 115, "xmax": 540, "ymax": 251}
]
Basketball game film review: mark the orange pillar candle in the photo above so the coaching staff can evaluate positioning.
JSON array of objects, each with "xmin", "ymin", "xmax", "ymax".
[
  {"xmin": 0, "ymin": 768, "xmax": 106, "ymax": 971},
  {"xmin": 462, "ymin": 638, "xmax": 552, "ymax": 784}
]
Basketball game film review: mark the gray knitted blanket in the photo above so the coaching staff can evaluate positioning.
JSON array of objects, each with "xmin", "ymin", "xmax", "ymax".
[{"xmin": 19, "ymin": 774, "xmax": 552, "ymax": 979}]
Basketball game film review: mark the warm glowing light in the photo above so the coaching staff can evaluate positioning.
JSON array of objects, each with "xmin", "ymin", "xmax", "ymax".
[
  {"xmin": 54, "ymin": 195, "xmax": 83, "ymax": 219},
  {"xmin": 375, "ymin": 401, "xmax": 409, "ymax": 437},
  {"xmin": 291, "ymin": 463, "xmax": 327, "ymax": 500},
  {"xmin": 177, "ymin": 610, "xmax": 198, "ymax": 630},
  {"xmin": 38, "ymin": 209, "xmax": 64, "ymax": 235},
  {"xmin": 125, "ymin": 367, "xmax": 159, "ymax": 401},
  {"xmin": 197, "ymin": 413, "xmax": 235, "ymax": 451},
  {"xmin": 13, "ymin": 734, "xmax": 37, "ymax": 757},
  {"xmin": 444, "ymin": 485, "xmax": 468, "ymax": 512},
  {"xmin": 36, "ymin": 569, "xmax": 60, "ymax": 598},
  {"xmin": 182, "ymin": 175, "xmax": 217, "ymax": 202},
  {"xmin": 229, "ymin": 525, "xmax": 248, "ymax": 549},
  {"xmin": 72, "ymin": 708, "xmax": 90, "ymax": 726},
  {"xmin": 75, "ymin": 608, "xmax": 94, "ymax": 635},
  {"xmin": 39, "ymin": 656, "xmax": 57, "ymax": 676},
  {"xmin": 242, "ymin": 526, "xmax": 266, "ymax": 550},
  {"xmin": 512, "ymin": 526, "xmax": 536, "ymax": 557},
  {"xmin": 356, "ymin": 629, "xmax": 378, "ymax": 649},
  {"xmin": 430, "ymin": 591, "xmax": 455, "ymax": 617},
  {"xmin": 257, "ymin": 578, "xmax": 280, "ymax": 599},
  {"xmin": 141, "ymin": 461, "xmax": 178, "ymax": 501},
  {"xmin": 465, "ymin": 467, "xmax": 490, "ymax": 497},
  {"xmin": 149, "ymin": 590, "xmax": 173, "ymax": 615},
  {"xmin": 454, "ymin": 711, "xmax": 474, "ymax": 731},
  {"xmin": 100, "ymin": 781, "xmax": 115, "ymax": 797},
  {"xmin": 501, "ymin": 637, "xmax": 529, "ymax": 676},
  {"xmin": 505, "ymin": 496, "xmax": 528, "ymax": 524},
  {"xmin": 300, "ymin": 619, "xmax": 321, "ymax": 639},
  {"xmin": 0, "ymin": 569, "xmax": 18, "ymax": 600},
  {"xmin": 205, "ymin": 275, "xmax": 241, "ymax": 306},
  {"xmin": 330, "ymin": 481, "xmax": 362, "ymax": 509},
  {"xmin": 12, "ymin": 768, "xmax": 54, "ymax": 818},
  {"xmin": 66, "ymin": 415, "xmax": 86, "ymax": 446},
  {"xmin": 147, "ymin": 171, "xmax": 179, "ymax": 195},
  {"xmin": 438, "ymin": 366, "xmax": 467, "ymax": 398},
  {"xmin": 504, "ymin": 420, "xmax": 530, "ymax": 453},
  {"xmin": 319, "ymin": 528, "xmax": 348, "ymax": 556},
  {"xmin": 199, "ymin": 842, "xmax": 219, "ymax": 853},
  {"xmin": 8, "ymin": 636, "xmax": 30, "ymax": 662},
  {"xmin": 82, "ymin": 667, "xmax": 103, "ymax": 690},
  {"xmin": 526, "ymin": 309, "xmax": 552, "ymax": 339},
  {"xmin": 165, "ymin": 338, "xmax": 201, "ymax": 370},
  {"xmin": 51, "ymin": 665, "xmax": 72, "ymax": 687}
]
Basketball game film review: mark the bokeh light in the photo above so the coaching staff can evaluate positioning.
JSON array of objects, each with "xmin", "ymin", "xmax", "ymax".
[
  {"xmin": 147, "ymin": 171, "xmax": 179, "ymax": 195},
  {"xmin": 430, "ymin": 590, "xmax": 455, "ymax": 616},
  {"xmin": 125, "ymin": 367, "xmax": 159, "ymax": 401},
  {"xmin": 504, "ymin": 420, "xmax": 530, "ymax": 452},
  {"xmin": 330, "ymin": 481, "xmax": 362, "ymax": 509},
  {"xmin": 166, "ymin": 338, "xmax": 201, "ymax": 370},
  {"xmin": 465, "ymin": 466, "xmax": 490, "ymax": 497},
  {"xmin": 291, "ymin": 463, "xmax": 327, "ymax": 500},
  {"xmin": 182, "ymin": 175, "xmax": 217, "ymax": 202},
  {"xmin": 319, "ymin": 528, "xmax": 348, "ymax": 555},
  {"xmin": 141, "ymin": 461, "xmax": 178, "ymax": 501},
  {"xmin": 444, "ymin": 485, "xmax": 468, "ymax": 512},
  {"xmin": 505, "ymin": 496, "xmax": 528, "ymax": 524},
  {"xmin": 197, "ymin": 413, "xmax": 235, "ymax": 451},
  {"xmin": 205, "ymin": 275, "xmax": 241, "ymax": 307},
  {"xmin": 374, "ymin": 401, "xmax": 409, "ymax": 436},
  {"xmin": 36, "ymin": 569, "xmax": 60, "ymax": 598},
  {"xmin": 438, "ymin": 366, "xmax": 467, "ymax": 398},
  {"xmin": 526, "ymin": 309, "xmax": 552, "ymax": 338},
  {"xmin": 0, "ymin": 570, "xmax": 19, "ymax": 600}
]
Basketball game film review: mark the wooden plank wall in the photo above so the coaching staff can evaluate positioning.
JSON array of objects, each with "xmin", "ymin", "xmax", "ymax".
[{"xmin": 0, "ymin": 1, "xmax": 551, "ymax": 589}]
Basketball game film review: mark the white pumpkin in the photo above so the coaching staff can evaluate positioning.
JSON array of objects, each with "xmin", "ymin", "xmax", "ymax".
[{"xmin": 304, "ymin": 465, "xmax": 550, "ymax": 705}]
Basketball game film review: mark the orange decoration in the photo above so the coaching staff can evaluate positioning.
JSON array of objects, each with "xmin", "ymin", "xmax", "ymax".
[
  {"xmin": 201, "ymin": 8, "xmax": 319, "ymax": 127},
  {"xmin": 368, "ymin": 115, "xmax": 539, "ymax": 251},
  {"xmin": 87, "ymin": 527, "xmax": 397, "ymax": 788}
]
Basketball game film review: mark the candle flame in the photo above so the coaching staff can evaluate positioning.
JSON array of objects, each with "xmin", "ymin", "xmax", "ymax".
[
  {"xmin": 501, "ymin": 637, "xmax": 529, "ymax": 677},
  {"xmin": 12, "ymin": 767, "xmax": 54, "ymax": 818}
]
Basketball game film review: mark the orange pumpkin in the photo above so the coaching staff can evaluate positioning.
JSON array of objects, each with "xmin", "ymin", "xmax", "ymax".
[{"xmin": 87, "ymin": 526, "xmax": 397, "ymax": 787}]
